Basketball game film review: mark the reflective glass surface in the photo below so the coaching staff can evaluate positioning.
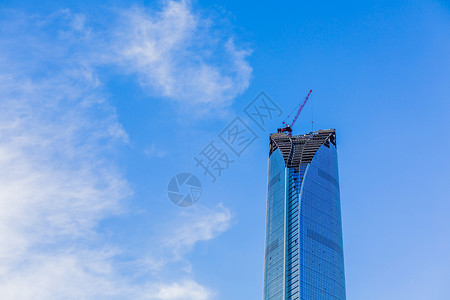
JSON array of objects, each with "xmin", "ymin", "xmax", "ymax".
[
  {"xmin": 298, "ymin": 144, "xmax": 346, "ymax": 300},
  {"xmin": 264, "ymin": 143, "xmax": 346, "ymax": 300},
  {"xmin": 263, "ymin": 149, "xmax": 286, "ymax": 300}
]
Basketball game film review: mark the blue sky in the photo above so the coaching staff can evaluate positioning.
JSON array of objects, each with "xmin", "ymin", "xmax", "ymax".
[{"xmin": 0, "ymin": 0, "xmax": 449, "ymax": 299}]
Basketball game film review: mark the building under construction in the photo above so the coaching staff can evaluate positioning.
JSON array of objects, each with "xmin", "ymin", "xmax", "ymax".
[{"xmin": 263, "ymin": 127, "xmax": 346, "ymax": 299}]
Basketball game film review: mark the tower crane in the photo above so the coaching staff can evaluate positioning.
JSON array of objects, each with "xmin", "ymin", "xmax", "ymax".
[{"xmin": 279, "ymin": 90, "xmax": 312, "ymax": 137}]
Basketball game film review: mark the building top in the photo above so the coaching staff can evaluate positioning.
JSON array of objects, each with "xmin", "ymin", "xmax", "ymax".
[{"xmin": 269, "ymin": 129, "xmax": 336, "ymax": 172}]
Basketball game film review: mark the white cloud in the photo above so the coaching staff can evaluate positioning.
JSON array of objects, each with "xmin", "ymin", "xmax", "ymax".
[
  {"xmin": 149, "ymin": 280, "xmax": 214, "ymax": 300},
  {"xmin": 0, "ymin": 5, "xmax": 239, "ymax": 299},
  {"xmin": 0, "ymin": 59, "xmax": 132, "ymax": 298},
  {"xmin": 137, "ymin": 205, "xmax": 232, "ymax": 299},
  {"xmin": 115, "ymin": 1, "xmax": 252, "ymax": 111},
  {"xmin": 142, "ymin": 204, "xmax": 232, "ymax": 272},
  {"xmin": 163, "ymin": 204, "xmax": 232, "ymax": 260}
]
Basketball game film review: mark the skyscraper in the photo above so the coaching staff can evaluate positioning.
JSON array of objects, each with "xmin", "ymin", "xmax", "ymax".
[{"xmin": 263, "ymin": 129, "xmax": 346, "ymax": 300}]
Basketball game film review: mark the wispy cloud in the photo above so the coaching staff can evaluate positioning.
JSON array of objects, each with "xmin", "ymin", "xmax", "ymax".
[
  {"xmin": 0, "ymin": 2, "xmax": 241, "ymax": 299},
  {"xmin": 146, "ymin": 204, "xmax": 232, "ymax": 271},
  {"xmin": 114, "ymin": 1, "xmax": 252, "ymax": 112},
  {"xmin": 138, "ymin": 204, "xmax": 231, "ymax": 299},
  {"xmin": 0, "ymin": 14, "xmax": 132, "ymax": 297},
  {"xmin": 163, "ymin": 204, "xmax": 232, "ymax": 260},
  {"xmin": 148, "ymin": 280, "xmax": 214, "ymax": 300}
]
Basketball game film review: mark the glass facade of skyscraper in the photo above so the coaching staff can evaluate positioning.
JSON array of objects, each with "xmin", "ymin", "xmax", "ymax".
[{"xmin": 263, "ymin": 129, "xmax": 346, "ymax": 300}]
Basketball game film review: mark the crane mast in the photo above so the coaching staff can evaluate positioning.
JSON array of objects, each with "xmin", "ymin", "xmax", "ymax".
[{"xmin": 279, "ymin": 90, "xmax": 312, "ymax": 136}]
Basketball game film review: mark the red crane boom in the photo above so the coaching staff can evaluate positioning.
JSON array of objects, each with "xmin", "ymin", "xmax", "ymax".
[{"xmin": 280, "ymin": 90, "xmax": 312, "ymax": 136}]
